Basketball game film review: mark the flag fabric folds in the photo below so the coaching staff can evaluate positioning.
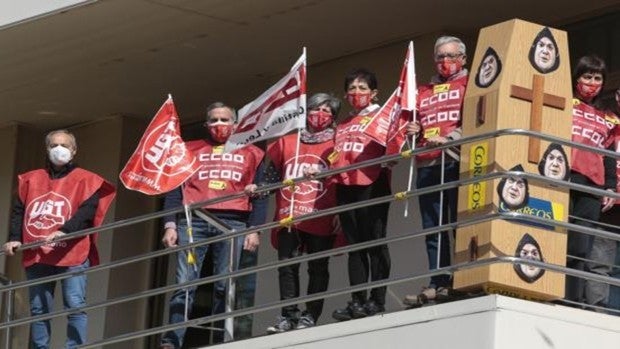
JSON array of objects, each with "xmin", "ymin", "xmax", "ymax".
[
  {"xmin": 362, "ymin": 41, "xmax": 417, "ymax": 154},
  {"xmin": 119, "ymin": 95, "xmax": 200, "ymax": 195},
  {"xmin": 225, "ymin": 52, "xmax": 307, "ymax": 152}
]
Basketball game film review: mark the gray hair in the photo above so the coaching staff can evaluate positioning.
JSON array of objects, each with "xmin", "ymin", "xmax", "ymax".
[
  {"xmin": 206, "ymin": 102, "xmax": 237, "ymax": 122},
  {"xmin": 307, "ymin": 93, "xmax": 341, "ymax": 117},
  {"xmin": 434, "ymin": 36, "xmax": 466, "ymax": 56},
  {"xmin": 45, "ymin": 129, "xmax": 77, "ymax": 150}
]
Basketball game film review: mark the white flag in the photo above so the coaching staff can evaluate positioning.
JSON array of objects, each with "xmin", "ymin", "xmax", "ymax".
[{"xmin": 225, "ymin": 51, "xmax": 307, "ymax": 152}]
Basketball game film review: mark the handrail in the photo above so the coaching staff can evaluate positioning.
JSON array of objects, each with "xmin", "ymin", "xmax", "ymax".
[
  {"xmin": 2, "ymin": 128, "xmax": 618, "ymax": 257},
  {"xmin": 2, "ymin": 206, "xmax": 618, "ymax": 331},
  {"xmin": 2, "ymin": 127, "xmax": 619, "ymax": 347},
  {"xmin": 3, "ymin": 165, "xmax": 620, "ymax": 295}
]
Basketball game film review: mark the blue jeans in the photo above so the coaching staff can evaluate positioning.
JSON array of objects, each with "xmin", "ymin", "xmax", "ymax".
[
  {"xmin": 609, "ymin": 243, "xmax": 620, "ymax": 311},
  {"xmin": 417, "ymin": 162, "xmax": 459, "ymax": 289},
  {"xmin": 26, "ymin": 259, "xmax": 89, "ymax": 349},
  {"xmin": 161, "ymin": 217, "xmax": 245, "ymax": 348}
]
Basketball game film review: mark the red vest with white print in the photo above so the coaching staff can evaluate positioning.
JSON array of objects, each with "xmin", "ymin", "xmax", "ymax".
[
  {"xmin": 571, "ymin": 99, "xmax": 618, "ymax": 186},
  {"xmin": 416, "ymin": 75, "xmax": 467, "ymax": 161},
  {"xmin": 612, "ymin": 123, "xmax": 620, "ymax": 201},
  {"xmin": 268, "ymin": 133, "xmax": 338, "ymax": 244},
  {"xmin": 182, "ymin": 139, "xmax": 264, "ymax": 212},
  {"xmin": 19, "ymin": 168, "xmax": 115, "ymax": 267},
  {"xmin": 331, "ymin": 105, "xmax": 386, "ymax": 185}
]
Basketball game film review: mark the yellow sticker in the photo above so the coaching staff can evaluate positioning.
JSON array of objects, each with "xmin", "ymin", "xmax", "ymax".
[
  {"xmin": 359, "ymin": 116, "xmax": 372, "ymax": 125},
  {"xmin": 212, "ymin": 145, "xmax": 224, "ymax": 155},
  {"xmin": 572, "ymin": 98, "xmax": 581, "ymax": 106},
  {"xmin": 208, "ymin": 180, "xmax": 227, "ymax": 190},
  {"xmin": 467, "ymin": 142, "xmax": 488, "ymax": 211},
  {"xmin": 327, "ymin": 150, "xmax": 339, "ymax": 164},
  {"xmin": 433, "ymin": 84, "xmax": 450, "ymax": 94},
  {"xmin": 551, "ymin": 202, "xmax": 564, "ymax": 221},
  {"xmin": 424, "ymin": 127, "xmax": 440, "ymax": 138},
  {"xmin": 605, "ymin": 115, "xmax": 620, "ymax": 125}
]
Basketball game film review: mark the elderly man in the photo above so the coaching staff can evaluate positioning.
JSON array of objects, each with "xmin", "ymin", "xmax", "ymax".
[
  {"xmin": 404, "ymin": 36, "xmax": 468, "ymax": 307},
  {"xmin": 160, "ymin": 102, "xmax": 265, "ymax": 349},
  {"xmin": 3, "ymin": 129, "xmax": 116, "ymax": 348}
]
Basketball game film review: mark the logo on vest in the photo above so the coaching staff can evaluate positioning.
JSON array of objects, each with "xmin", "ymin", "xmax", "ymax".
[
  {"xmin": 281, "ymin": 154, "xmax": 328, "ymax": 204},
  {"xmin": 25, "ymin": 191, "xmax": 72, "ymax": 239},
  {"xmin": 142, "ymin": 120, "xmax": 189, "ymax": 175}
]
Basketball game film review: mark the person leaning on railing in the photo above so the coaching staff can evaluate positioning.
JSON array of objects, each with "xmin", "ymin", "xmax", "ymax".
[
  {"xmin": 402, "ymin": 36, "xmax": 468, "ymax": 307},
  {"xmin": 2, "ymin": 129, "xmax": 116, "ymax": 349},
  {"xmin": 159, "ymin": 102, "xmax": 266, "ymax": 349},
  {"xmin": 329, "ymin": 68, "xmax": 392, "ymax": 321},
  {"xmin": 593, "ymin": 86, "xmax": 620, "ymax": 313},
  {"xmin": 566, "ymin": 55, "xmax": 618, "ymax": 310},
  {"xmin": 246, "ymin": 92, "xmax": 345, "ymax": 333}
]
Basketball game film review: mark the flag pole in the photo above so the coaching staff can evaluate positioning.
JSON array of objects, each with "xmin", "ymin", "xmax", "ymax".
[
  {"xmin": 286, "ymin": 48, "xmax": 306, "ymax": 231},
  {"xmin": 404, "ymin": 41, "xmax": 417, "ymax": 218}
]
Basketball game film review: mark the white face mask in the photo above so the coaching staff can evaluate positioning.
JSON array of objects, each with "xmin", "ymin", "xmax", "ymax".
[{"xmin": 48, "ymin": 145, "xmax": 73, "ymax": 166}]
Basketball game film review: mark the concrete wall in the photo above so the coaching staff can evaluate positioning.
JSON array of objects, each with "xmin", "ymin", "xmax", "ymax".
[{"xmin": 215, "ymin": 295, "xmax": 620, "ymax": 349}]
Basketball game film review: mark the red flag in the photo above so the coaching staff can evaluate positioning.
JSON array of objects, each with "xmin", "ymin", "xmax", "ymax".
[
  {"xmin": 225, "ymin": 51, "xmax": 307, "ymax": 152},
  {"xmin": 362, "ymin": 41, "xmax": 417, "ymax": 154},
  {"xmin": 119, "ymin": 95, "xmax": 200, "ymax": 195}
]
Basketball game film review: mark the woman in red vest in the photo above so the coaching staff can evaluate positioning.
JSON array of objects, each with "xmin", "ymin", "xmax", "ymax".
[
  {"xmin": 248, "ymin": 93, "xmax": 342, "ymax": 333},
  {"xmin": 567, "ymin": 55, "xmax": 618, "ymax": 308},
  {"xmin": 330, "ymin": 68, "xmax": 391, "ymax": 321}
]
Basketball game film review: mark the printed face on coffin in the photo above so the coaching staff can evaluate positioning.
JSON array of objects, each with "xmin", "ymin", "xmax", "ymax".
[
  {"xmin": 538, "ymin": 143, "xmax": 569, "ymax": 181},
  {"xmin": 497, "ymin": 164, "xmax": 529, "ymax": 210},
  {"xmin": 475, "ymin": 47, "xmax": 502, "ymax": 88},
  {"xmin": 528, "ymin": 27, "xmax": 560, "ymax": 74},
  {"xmin": 514, "ymin": 233, "xmax": 546, "ymax": 283}
]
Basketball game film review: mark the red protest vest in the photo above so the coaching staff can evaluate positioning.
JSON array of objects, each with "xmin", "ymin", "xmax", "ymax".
[
  {"xmin": 19, "ymin": 168, "xmax": 115, "ymax": 267},
  {"xmin": 331, "ymin": 105, "xmax": 386, "ymax": 185},
  {"xmin": 571, "ymin": 99, "xmax": 619, "ymax": 186},
  {"xmin": 182, "ymin": 139, "xmax": 264, "ymax": 212},
  {"xmin": 267, "ymin": 133, "xmax": 338, "ymax": 246},
  {"xmin": 614, "ymin": 127, "xmax": 620, "ymax": 202},
  {"xmin": 416, "ymin": 75, "xmax": 467, "ymax": 161}
]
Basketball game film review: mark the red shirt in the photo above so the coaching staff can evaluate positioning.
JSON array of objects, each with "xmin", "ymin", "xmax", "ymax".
[
  {"xmin": 182, "ymin": 139, "xmax": 264, "ymax": 212},
  {"xmin": 571, "ymin": 99, "xmax": 619, "ymax": 186},
  {"xmin": 331, "ymin": 105, "xmax": 386, "ymax": 185},
  {"xmin": 416, "ymin": 75, "xmax": 467, "ymax": 161},
  {"xmin": 19, "ymin": 168, "xmax": 115, "ymax": 267},
  {"xmin": 268, "ymin": 133, "xmax": 338, "ymax": 245}
]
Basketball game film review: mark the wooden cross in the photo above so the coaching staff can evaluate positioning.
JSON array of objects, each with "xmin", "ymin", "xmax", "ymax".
[{"xmin": 510, "ymin": 74, "xmax": 566, "ymax": 163}]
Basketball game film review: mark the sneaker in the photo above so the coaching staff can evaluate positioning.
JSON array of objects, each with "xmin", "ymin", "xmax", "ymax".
[
  {"xmin": 266, "ymin": 316, "xmax": 294, "ymax": 334},
  {"xmin": 402, "ymin": 287, "xmax": 437, "ymax": 308},
  {"xmin": 364, "ymin": 300, "xmax": 385, "ymax": 316},
  {"xmin": 296, "ymin": 312, "xmax": 315, "ymax": 329},
  {"xmin": 403, "ymin": 286, "xmax": 455, "ymax": 308},
  {"xmin": 332, "ymin": 301, "xmax": 366, "ymax": 321}
]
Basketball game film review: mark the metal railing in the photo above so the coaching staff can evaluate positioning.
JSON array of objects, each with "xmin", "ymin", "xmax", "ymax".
[{"xmin": 1, "ymin": 128, "xmax": 619, "ymax": 348}]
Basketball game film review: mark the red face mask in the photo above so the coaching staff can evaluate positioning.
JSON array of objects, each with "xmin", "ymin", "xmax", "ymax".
[
  {"xmin": 436, "ymin": 60, "xmax": 463, "ymax": 78},
  {"xmin": 346, "ymin": 92, "xmax": 371, "ymax": 110},
  {"xmin": 208, "ymin": 123, "xmax": 233, "ymax": 143},
  {"xmin": 576, "ymin": 81, "xmax": 602, "ymax": 101},
  {"xmin": 307, "ymin": 110, "xmax": 333, "ymax": 131}
]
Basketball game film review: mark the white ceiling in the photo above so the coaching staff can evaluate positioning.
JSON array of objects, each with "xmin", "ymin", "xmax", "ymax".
[{"xmin": 0, "ymin": 0, "xmax": 618, "ymax": 130}]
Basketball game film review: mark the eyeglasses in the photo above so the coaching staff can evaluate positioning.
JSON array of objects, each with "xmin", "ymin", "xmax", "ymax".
[
  {"xmin": 205, "ymin": 117, "xmax": 232, "ymax": 124},
  {"xmin": 435, "ymin": 52, "xmax": 464, "ymax": 61}
]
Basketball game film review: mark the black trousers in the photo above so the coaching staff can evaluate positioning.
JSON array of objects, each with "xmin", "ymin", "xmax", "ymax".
[
  {"xmin": 278, "ymin": 228, "xmax": 333, "ymax": 321},
  {"xmin": 336, "ymin": 171, "xmax": 391, "ymax": 305},
  {"xmin": 566, "ymin": 188, "xmax": 601, "ymax": 302}
]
